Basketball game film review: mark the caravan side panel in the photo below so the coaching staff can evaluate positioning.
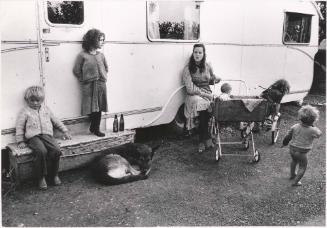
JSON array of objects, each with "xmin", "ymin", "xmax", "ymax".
[{"xmin": 1, "ymin": 1, "xmax": 41, "ymax": 131}]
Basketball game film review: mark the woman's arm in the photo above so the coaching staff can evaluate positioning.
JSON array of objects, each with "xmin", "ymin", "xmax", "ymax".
[
  {"xmin": 208, "ymin": 63, "xmax": 221, "ymax": 85},
  {"xmin": 182, "ymin": 67, "xmax": 212, "ymax": 100}
]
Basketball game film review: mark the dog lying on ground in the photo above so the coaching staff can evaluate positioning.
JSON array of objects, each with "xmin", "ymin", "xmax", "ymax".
[{"xmin": 91, "ymin": 143, "xmax": 159, "ymax": 185}]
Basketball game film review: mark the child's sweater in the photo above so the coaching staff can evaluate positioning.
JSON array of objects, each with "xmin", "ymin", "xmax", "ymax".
[
  {"xmin": 16, "ymin": 105, "xmax": 68, "ymax": 143},
  {"xmin": 283, "ymin": 123, "xmax": 322, "ymax": 151}
]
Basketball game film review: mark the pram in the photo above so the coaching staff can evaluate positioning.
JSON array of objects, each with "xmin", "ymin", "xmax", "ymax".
[{"xmin": 210, "ymin": 80, "xmax": 269, "ymax": 163}]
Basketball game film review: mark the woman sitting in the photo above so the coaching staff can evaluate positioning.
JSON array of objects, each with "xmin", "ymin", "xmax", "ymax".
[{"xmin": 182, "ymin": 43, "xmax": 221, "ymax": 153}]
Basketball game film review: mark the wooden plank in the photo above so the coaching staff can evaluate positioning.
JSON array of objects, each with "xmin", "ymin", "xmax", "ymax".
[{"xmin": 7, "ymin": 130, "xmax": 135, "ymax": 183}]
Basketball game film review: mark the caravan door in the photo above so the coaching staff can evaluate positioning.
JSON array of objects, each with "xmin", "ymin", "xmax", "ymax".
[{"xmin": 38, "ymin": 0, "xmax": 103, "ymax": 119}]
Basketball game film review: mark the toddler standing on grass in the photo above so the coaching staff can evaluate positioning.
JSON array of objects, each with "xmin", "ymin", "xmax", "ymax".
[
  {"xmin": 282, "ymin": 105, "xmax": 322, "ymax": 186},
  {"xmin": 16, "ymin": 86, "xmax": 72, "ymax": 190}
]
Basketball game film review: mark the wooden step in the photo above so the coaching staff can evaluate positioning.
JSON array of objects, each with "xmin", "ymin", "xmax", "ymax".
[{"xmin": 6, "ymin": 129, "xmax": 135, "ymax": 184}]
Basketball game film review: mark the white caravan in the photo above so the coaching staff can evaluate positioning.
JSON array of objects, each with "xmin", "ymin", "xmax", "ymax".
[{"xmin": 1, "ymin": 0, "xmax": 321, "ymax": 147}]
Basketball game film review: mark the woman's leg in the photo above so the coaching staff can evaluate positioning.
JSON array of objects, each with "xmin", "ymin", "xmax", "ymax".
[
  {"xmin": 199, "ymin": 110, "xmax": 210, "ymax": 142},
  {"xmin": 198, "ymin": 111, "xmax": 211, "ymax": 152}
]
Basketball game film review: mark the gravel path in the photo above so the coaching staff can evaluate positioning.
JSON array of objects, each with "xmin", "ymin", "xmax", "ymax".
[{"xmin": 2, "ymin": 94, "xmax": 325, "ymax": 226}]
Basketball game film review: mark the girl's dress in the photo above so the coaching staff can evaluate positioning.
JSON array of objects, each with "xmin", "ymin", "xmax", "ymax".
[{"xmin": 73, "ymin": 51, "xmax": 108, "ymax": 115}]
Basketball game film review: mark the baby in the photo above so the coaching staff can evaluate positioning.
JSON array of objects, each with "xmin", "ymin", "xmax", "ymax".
[{"xmin": 218, "ymin": 83, "xmax": 232, "ymax": 101}]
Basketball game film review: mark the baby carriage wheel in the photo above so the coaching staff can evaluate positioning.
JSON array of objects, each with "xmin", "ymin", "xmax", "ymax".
[
  {"xmin": 215, "ymin": 148, "xmax": 221, "ymax": 162},
  {"xmin": 271, "ymin": 115, "xmax": 282, "ymax": 144},
  {"xmin": 252, "ymin": 150, "xmax": 260, "ymax": 163},
  {"xmin": 242, "ymin": 139, "xmax": 250, "ymax": 150}
]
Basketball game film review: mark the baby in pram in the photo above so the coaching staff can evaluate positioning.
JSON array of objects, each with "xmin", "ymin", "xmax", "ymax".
[{"xmin": 217, "ymin": 83, "xmax": 233, "ymax": 101}]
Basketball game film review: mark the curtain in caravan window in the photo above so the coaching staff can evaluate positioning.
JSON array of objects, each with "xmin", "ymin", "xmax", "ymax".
[
  {"xmin": 184, "ymin": 6, "xmax": 195, "ymax": 40},
  {"xmin": 147, "ymin": 1, "xmax": 200, "ymax": 41},
  {"xmin": 148, "ymin": 1, "xmax": 160, "ymax": 39}
]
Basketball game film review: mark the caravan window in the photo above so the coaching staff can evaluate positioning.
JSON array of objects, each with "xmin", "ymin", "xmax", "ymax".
[
  {"xmin": 147, "ymin": 1, "xmax": 200, "ymax": 41},
  {"xmin": 283, "ymin": 13, "xmax": 312, "ymax": 44},
  {"xmin": 47, "ymin": 1, "xmax": 84, "ymax": 25}
]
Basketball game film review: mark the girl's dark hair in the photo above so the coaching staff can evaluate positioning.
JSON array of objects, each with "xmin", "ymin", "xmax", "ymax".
[
  {"xmin": 82, "ymin": 29, "xmax": 105, "ymax": 52},
  {"xmin": 188, "ymin": 43, "xmax": 206, "ymax": 74},
  {"xmin": 270, "ymin": 79, "xmax": 290, "ymax": 95}
]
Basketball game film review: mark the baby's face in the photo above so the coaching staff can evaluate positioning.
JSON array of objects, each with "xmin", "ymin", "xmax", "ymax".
[{"xmin": 27, "ymin": 96, "xmax": 44, "ymax": 110}]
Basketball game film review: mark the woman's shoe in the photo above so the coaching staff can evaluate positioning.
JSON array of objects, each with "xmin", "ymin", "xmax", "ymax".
[
  {"xmin": 198, "ymin": 143, "xmax": 205, "ymax": 153},
  {"xmin": 39, "ymin": 177, "xmax": 48, "ymax": 190},
  {"xmin": 53, "ymin": 175, "xmax": 62, "ymax": 186}
]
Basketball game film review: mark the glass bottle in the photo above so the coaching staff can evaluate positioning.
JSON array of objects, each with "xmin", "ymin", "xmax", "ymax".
[
  {"xmin": 119, "ymin": 114, "xmax": 124, "ymax": 131},
  {"xmin": 113, "ymin": 115, "xmax": 118, "ymax": 132}
]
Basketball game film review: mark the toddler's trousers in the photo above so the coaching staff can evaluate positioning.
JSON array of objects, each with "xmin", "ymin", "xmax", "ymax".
[
  {"xmin": 27, "ymin": 134, "xmax": 62, "ymax": 179},
  {"xmin": 290, "ymin": 146, "xmax": 309, "ymax": 183}
]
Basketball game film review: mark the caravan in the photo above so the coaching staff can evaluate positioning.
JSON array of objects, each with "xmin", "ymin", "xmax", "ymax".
[{"xmin": 1, "ymin": 0, "xmax": 321, "ymax": 148}]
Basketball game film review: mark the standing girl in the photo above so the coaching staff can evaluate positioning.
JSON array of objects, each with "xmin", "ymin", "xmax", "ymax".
[
  {"xmin": 182, "ymin": 43, "xmax": 221, "ymax": 153},
  {"xmin": 73, "ymin": 29, "xmax": 108, "ymax": 137}
]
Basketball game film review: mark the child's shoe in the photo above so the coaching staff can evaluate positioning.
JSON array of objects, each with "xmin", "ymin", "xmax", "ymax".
[
  {"xmin": 289, "ymin": 173, "xmax": 296, "ymax": 180},
  {"xmin": 94, "ymin": 130, "xmax": 105, "ymax": 137},
  {"xmin": 39, "ymin": 177, "xmax": 48, "ymax": 190},
  {"xmin": 53, "ymin": 175, "xmax": 62, "ymax": 186},
  {"xmin": 292, "ymin": 181, "xmax": 302, "ymax": 186}
]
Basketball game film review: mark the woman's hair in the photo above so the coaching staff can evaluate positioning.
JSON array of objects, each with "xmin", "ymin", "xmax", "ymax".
[
  {"xmin": 82, "ymin": 29, "xmax": 105, "ymax": 52},
  {"xmin": 24, "ymin": 85, "xmax": 45, "ymax": 102},
  {"xmin": 298, "ymin": 105, "xmax": 320, "ymax": 125},
  {"xmin": 221, "ymin": 83, "xmax": 232, "ymax": 93},
  {"xmin": 188, "ymin": 43, "xmax": 206, "ymax": 74},
  {"xmin": 270, "ymin": 79, "xmax": 290, "ymax": 95}
]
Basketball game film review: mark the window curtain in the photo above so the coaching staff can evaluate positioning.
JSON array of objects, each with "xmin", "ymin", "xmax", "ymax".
[{"xmin": 148, "ymin": 1, "xmax": 160, "ymax": 39}]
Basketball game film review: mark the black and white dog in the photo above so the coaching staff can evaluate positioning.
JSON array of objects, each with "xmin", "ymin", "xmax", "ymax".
[{"xmin": 91, "ymin": 143, "xmax": 159, "ymax": 185}]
